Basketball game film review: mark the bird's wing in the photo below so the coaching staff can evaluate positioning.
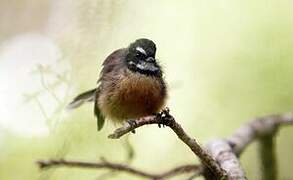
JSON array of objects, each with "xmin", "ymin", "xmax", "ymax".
[
  {"xmin": 98, "ymin": 48, "xmax": 127, "ymax": 83},
  {"xmin": 67, "ymin": 48, "xmax": 126, "ymax": 130},
  {"xmin": 93, "ymin": 48, "xmax": 126, "ymax": 130},
  {"xmin": 67, "ymin": 49, "xmax": 126, "ymax": 109}
]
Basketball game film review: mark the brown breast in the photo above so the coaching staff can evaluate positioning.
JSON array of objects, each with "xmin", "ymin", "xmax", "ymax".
[{"xmin": 98, "ymin": 69, "xmax": 167, "ymax": 123}]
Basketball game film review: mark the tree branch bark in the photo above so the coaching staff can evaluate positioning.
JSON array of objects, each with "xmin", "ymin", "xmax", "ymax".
[
  {"xmin": 37, "ymin": 159, "xmax": 202, "ymax": 180},
  {"xmin": 209, "ymin": 113, "xmax": 293, "ymax": 180},
  {"xmin": 204, "ymin": 139, "xmax": 246, "ymax": 180},
  {"xmin": 37, "ymin": 111, "xmax": 293, "ymax": 180},
  {"xmin": 227, "ymin": 113, "xmax": 293, "ymax": 156},
  {"xmin": 108, "ymin": 109, "xmax": 227, "ymax": 179}
]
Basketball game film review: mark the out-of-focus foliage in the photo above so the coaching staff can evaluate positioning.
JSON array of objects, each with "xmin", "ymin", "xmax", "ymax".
[{"xmin": 0, "ymin": 0, "xmax": 293, "ymax": 179}]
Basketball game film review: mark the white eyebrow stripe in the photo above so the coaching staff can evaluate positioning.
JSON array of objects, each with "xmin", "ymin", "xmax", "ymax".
[{"xmin": 136, "ymin": 46, "xmax": 147, "ymax": 55}]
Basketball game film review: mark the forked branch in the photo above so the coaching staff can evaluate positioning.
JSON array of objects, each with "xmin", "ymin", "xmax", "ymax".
[
  {"xmin": 37, "ymin": 111, "xmax": 293, "ymax": 180},
  {"xmin": 108, "ymin": 109, "xmax": 227, "ymax": 179}
]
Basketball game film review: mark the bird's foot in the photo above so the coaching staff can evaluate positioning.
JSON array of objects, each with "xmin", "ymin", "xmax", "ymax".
[
  {"xmin": 155, "ymin": 107, "xmax": 172, "ymax": 128},
  {"xmin": 127, "ymin": 119, "xmax": 137, "ymax": 134}
]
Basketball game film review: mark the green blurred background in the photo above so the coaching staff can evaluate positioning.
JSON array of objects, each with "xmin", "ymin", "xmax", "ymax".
[{"xmin": 1, "ymin": 0, "xmax": 293, "ymax": 179}]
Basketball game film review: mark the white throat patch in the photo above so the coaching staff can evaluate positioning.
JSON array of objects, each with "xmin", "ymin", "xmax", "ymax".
[{"xmin": 136, "ymin": 46, "xmax": 147, "ymax": 55}]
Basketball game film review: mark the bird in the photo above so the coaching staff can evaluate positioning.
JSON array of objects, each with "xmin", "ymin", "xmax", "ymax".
[{"xmin": 67, "ymin": 38, "xmax": 167, "ymax": 131}]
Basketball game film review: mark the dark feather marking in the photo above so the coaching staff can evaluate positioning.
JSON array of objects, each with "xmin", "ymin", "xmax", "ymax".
[
  {"xmin": 94, "ymin": 88, "xmax": 105, "ymax": 131},
  {"xmin": 67, "ymin": 88, "xmax": 96, "ymax": 109}
]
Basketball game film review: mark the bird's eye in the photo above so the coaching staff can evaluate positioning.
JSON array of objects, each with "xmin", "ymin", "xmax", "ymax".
[{"xmin": 135, "ymin": 51, "xmax": 145, "ymax": 59}]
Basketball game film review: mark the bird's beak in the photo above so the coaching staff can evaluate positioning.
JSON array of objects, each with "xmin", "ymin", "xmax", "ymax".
[
  {"xmin": 137, "ymin": 59, "xmax": 159, "ymax": 73},
  {"xmin": 146, "ymin": 57, "xmax": 155, "ymax": 63}
]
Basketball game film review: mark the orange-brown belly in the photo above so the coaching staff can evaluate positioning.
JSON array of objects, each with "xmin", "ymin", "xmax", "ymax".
[{"xmin": 98, "ymin": 72, "xmax": 166, "ymax": 123}]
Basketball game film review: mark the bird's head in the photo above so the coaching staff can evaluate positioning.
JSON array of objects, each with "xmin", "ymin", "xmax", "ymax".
[{"xmin": 126, "ymin": 38, "xmax": 161, "ymax": 76}]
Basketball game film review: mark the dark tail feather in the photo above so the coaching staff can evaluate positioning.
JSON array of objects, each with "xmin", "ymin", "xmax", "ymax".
[
  {"xmin": 95, "ymin": 97, "xmax": 105, "ymax": 131},
  {"xmin": 67, "ymin": 88, "xmax": 96, "ymax": 110}
]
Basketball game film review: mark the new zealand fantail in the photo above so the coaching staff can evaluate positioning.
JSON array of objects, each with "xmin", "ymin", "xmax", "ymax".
[{"xmin": 68, "ymin": 38, "xmax": 167, "ymax": 130}]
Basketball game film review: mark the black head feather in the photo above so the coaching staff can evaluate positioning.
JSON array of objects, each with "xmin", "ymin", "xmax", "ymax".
[{"xmin": 126, "ymin": 38, "xmax": 162, "ymax": 76}]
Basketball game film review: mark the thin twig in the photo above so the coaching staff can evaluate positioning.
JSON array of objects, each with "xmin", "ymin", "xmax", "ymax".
[
  {"xmin": 39, "ymin": 70, "xmax": 62, "ymax": 104},
  {"xmin": 108, "ymin": 115, "xmax": 159, "ymax": 139},
  {"xmin": 37, "ymin": 159, "xmax": 201, "ymax": 180},
  {"xmin": 108, "ymin": 109, "xmax": 227, "ymax": 179},
  {"xmin": 186, "ymin": 172, "xmax": 202, "ymax": 180},
  {"xmin": 37, "ymin": 111, "xmax": 293, "ymax": 180},
  {"xmin": 34, "ymin": 97, "xmax": 50, "ymax": 124},
  {"xmin": 156, "ymin": 164, "xmax": 204, "ymax": 179}
]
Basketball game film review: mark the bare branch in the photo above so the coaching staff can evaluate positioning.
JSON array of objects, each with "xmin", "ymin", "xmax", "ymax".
[
  {"xmin": 108, "ymin": 115, "xmax": 158, "ymax": 139},
  {"xmin": 208, "ymin": 113, "xmax": 293, "ymax": 180},
  {"xmin": 205, "ymin": 139, "xmax": 246, "ymax": 180},
  {"xmin": 227, "ymin": 113, "xmax": 293, "ymax": 156},
  {"xmin": 157, "ymin": 164, "xmax": 204, "ymax": 179},
  {"xmin": 109, "ymin": 109, "xmax": 227, "ymax": 179},
  {"xmin": 37, "ymin": 110, "xmax": 293, "ymax": 180},
  {"xmin": 37, "ymin": 159, "xmax": 201, "ymax": 180}
]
